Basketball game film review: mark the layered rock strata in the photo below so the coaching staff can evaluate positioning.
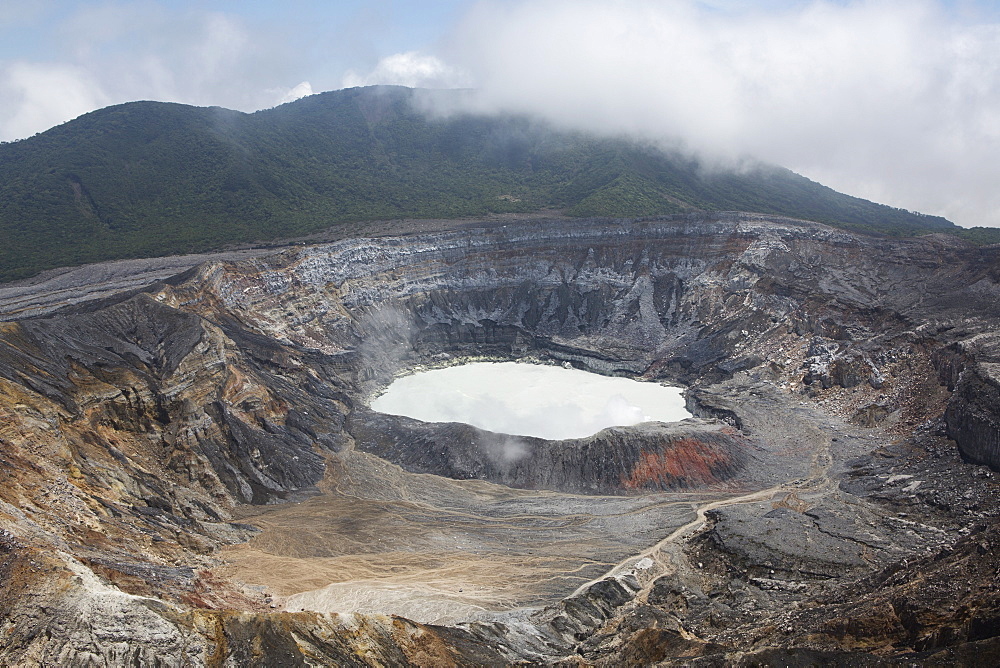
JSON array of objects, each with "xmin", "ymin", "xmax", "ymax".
[{"xmin": 0, "ymin": 213, "xmax": 998, "ymax": 664}]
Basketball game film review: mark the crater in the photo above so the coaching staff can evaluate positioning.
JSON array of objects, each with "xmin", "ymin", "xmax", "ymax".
[
  {"xmin": 3, "ymin": 215, "xmax": 999, "ymax": 662},
  {"xmin": 370, "ymin": 360, "xmax": 692, "ymax": 440}
]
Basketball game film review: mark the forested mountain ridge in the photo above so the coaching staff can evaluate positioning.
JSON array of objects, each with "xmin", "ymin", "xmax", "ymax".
[{"xmin": 0, "ymin": 85, "xmax": 964, "ymax": 281}]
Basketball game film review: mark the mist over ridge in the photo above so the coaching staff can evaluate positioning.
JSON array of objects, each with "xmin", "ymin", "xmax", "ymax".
[
  {"xmin": 0, "ymin": 85, "xmax": 966, "ymax": 283},
  {"xmin": 382, "ymin": 0, "xmax": 1000, "ymax": 229},
  {"xmin": 3, "ymin": 1, "xmax": 998, "ymax": 229},
  {"xmin": 2, "ymin": 3, "xmax": 1000, "ymax": 664}
]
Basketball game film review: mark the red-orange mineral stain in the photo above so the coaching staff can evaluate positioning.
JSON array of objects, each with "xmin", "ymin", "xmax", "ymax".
[{"xmin": 622, "ymin": 437, "xmax": 732, "ymax": 490}]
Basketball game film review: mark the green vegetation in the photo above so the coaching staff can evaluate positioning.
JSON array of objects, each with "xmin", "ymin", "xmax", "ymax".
[
  {"xmin": 0, "ymin": 85, "xmax": 962, "ymax": 282},
  {"xmin": 951, "ymin": 226, "xmax": 1000, "ymax": 245}
]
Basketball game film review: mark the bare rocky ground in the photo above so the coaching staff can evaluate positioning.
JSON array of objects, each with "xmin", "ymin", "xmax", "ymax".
[
  {"xmin": 0, "ymin": 212, "xmax": 555, "ymax": 321},
  {"xmin": 0, "ymin": 213, "xmax": 998, "ymax": 666}
]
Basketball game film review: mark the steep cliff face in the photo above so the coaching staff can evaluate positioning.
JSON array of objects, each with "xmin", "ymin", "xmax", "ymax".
[
  {"xmin": 936, "ymin": 333, "xmax": 1000, "ymax": 470},
  {"xmin": 348, "ymin": 410, "xmax": 756, "ymax": 494},
  {"xmin": 1, "ymin": 213, "xmax": 999, "ymax": 665}
]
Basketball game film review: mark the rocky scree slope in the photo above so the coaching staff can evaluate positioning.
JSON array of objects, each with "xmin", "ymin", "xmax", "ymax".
[{"xmin": 0, "ymin": 213, "xmax": 998, "ymax": 665}]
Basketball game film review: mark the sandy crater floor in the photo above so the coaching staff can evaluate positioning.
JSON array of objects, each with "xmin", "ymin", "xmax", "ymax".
[
  {"xmin": 216, "ymin": 371, "xmax": 853, "ymax": 625},
  {"xmin": 218, "ymin": 452, "xmax": 716, "ymax": 624}
]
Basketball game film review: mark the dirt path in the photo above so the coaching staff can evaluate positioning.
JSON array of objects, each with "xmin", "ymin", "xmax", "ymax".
[{"xmin": 569, "ymin": 384, "xmax": 839, "ymax": 601}]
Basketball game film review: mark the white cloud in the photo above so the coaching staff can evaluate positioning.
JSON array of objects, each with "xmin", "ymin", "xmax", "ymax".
[
  {"xmin": 342, "ymin": 51, "xmax": 469, "ymax": 89},
  {"xmin": 433, "ymin": 0, "xmax": 1000, "ymax": 227},
  {"xmin": 274, "ymin": 81, "xmax": 314, "ymax": 106},
  {"xmin": 2, "ymin": 1, "xmax": 999, "ymax": 228},
  {"xmin": 0, "ymin": 62, "xmax": 109, "ymax": 140},
  {"xmin": 0, "ymin": 5, "xmax": 313, "ymax": 139}
]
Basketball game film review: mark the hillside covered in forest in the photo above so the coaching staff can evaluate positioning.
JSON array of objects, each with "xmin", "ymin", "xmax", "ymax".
[{"xmin": 0, "ymin": 85, "xmax": 967, "ymax": 281}]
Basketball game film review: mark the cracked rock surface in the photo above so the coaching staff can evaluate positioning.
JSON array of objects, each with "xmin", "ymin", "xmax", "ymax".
[{"xmin": 0, "ymin": 213, "xmax": 998, "ymax": 665}]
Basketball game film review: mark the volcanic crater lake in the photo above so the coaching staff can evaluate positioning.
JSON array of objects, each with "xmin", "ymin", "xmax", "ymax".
[{"xmin": 370, "ymin": 361, "xmax": 692, "ymax": 440}]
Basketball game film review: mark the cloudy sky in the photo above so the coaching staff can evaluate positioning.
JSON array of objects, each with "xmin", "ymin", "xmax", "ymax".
[{"xmin": 2, "ymin": 1, "xmax": 999, "ymax": 227}]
